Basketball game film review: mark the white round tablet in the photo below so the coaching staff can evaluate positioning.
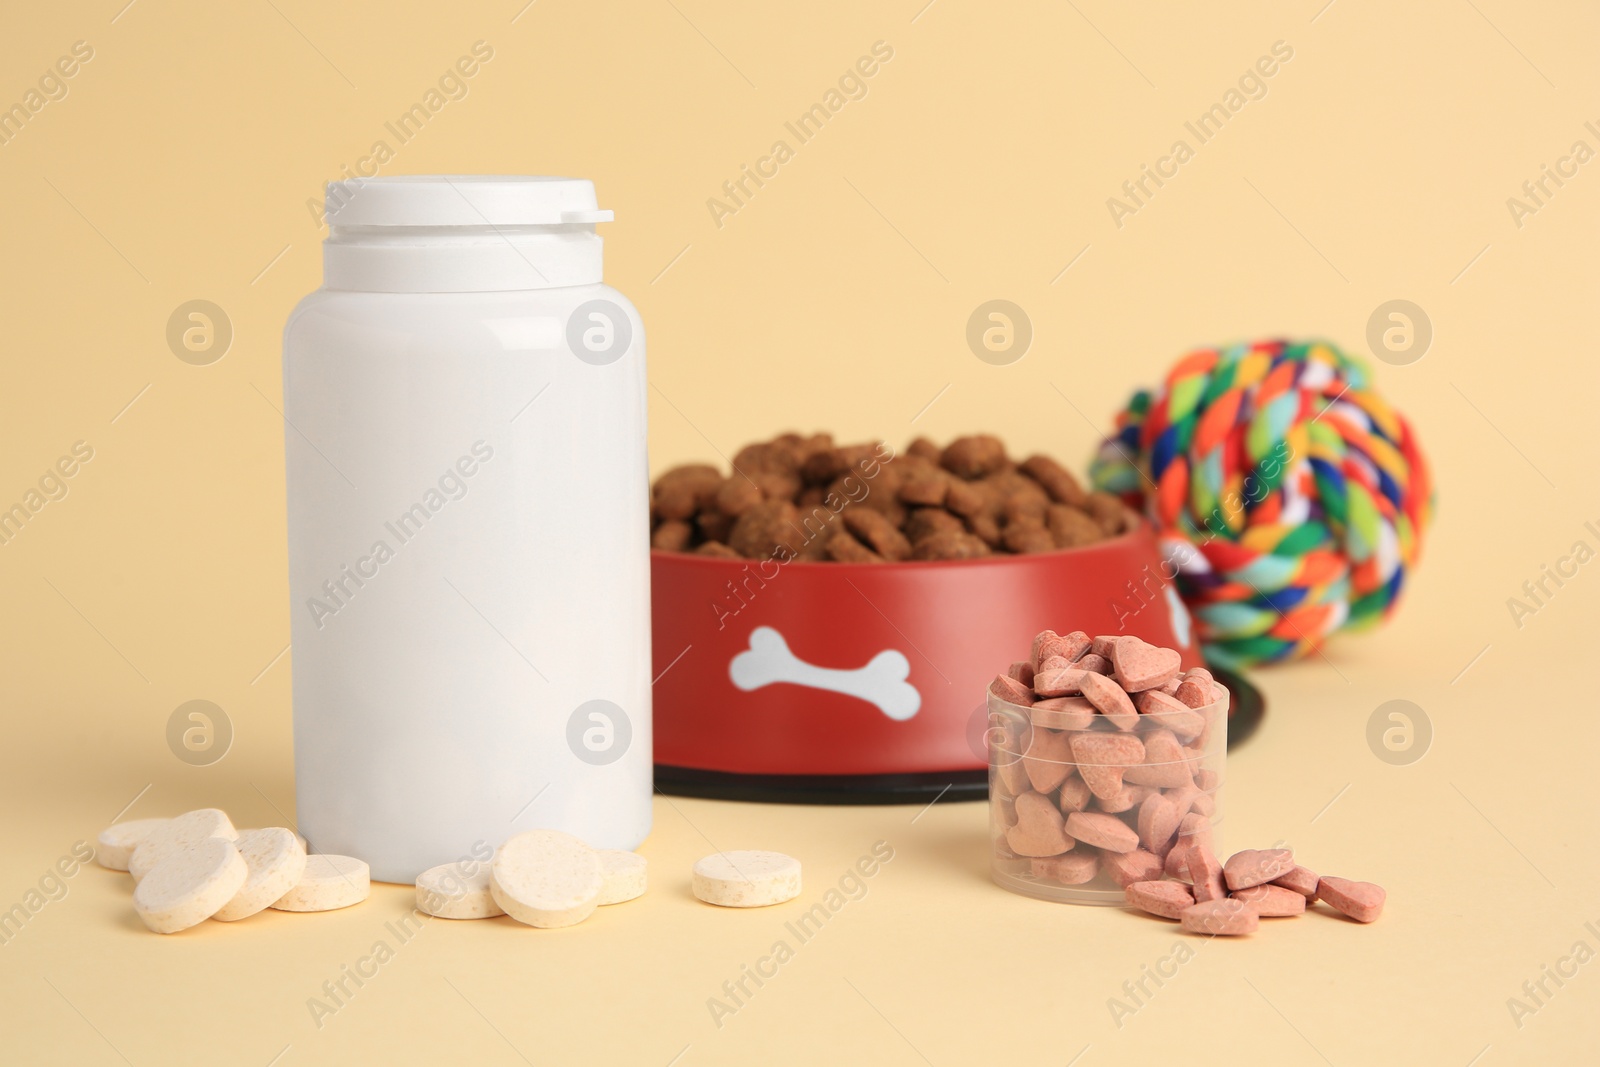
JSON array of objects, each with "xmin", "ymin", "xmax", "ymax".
[
  {"xmin": 238, "ymin": 827, "xmax": 308, "ymax": 853},
  {"xmin": 490, "ymin": 830, "xmax": 602, "ymax": 928},
  {"xmin": 214, "ymin": 828, "xmax": 308, "ymax": 922},
  {"xmin": 96, "ymin": 818, "xmax": 170, "ymax": 872},
  {"xmin": 270, "ymin": 854, "xmax": 370, "ymax": 913},
  {"xmin": 129, "ymin": 809, "xmax": 238, "ymax": 882},
  {"xmin": 416, "ymin": 861, "xmax": 504, "ymax": 919},
  {"xmin": 596, "ymin": 850, "xmax": 647, "ymax": 905},
  {"xmin": 692, "ymin": 850, "xmax": 802, "ymax": 907},
  {"xmin": 133, "ymin": 837, "xmax": 248, "ymax": 934}
]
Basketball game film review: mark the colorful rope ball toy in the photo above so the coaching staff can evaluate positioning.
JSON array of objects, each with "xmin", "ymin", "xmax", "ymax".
[{"xmin": 1090, "ymin": 339, "xmax": 1434, "ymax": 669}]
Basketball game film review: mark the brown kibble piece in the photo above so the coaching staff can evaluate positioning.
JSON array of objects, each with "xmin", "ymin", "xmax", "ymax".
[
  {"xmin": 843, "ymin": 508, "xmax": 912, "ymax": 561},
  {"xmin": 694, "ymin": 541, "xmax": 741, "ymax": 559},
  {"xmin": 904, "ymin": 507, "xmax": 964, "ymax": 544},
  {"xmin": 943, "ymin": 479, "xmax": 988, "ymax": 517},
  {"xmin": 1002, "ymin": 492, "xmax": 1049, "ymax": 528},
  {"xmin": 1047, "ymin": 504, "xmax": 1103, "ymax": 548},
  {"xmin": 714, "ymin": 477, "xmax": 764, "ymax": 517},
  {"xmin": 1003, "ymin": 522, "xmax": 1056, "ymax": 555},
  {"xmin": 651, "ymin": 520, "xmax": 694, "ymax": 552},
  {"xmin": 910, "ymin": 531, "xmax": 990, "ymax": 560},
  {"xmin": 1084, "ymin": 491, "xmax": 1130, "ymax": 535},
  {"xmin": 940, "ymin": 435, "xmax": 1008, "ymax": 479},
  {"xmin": 825, "ymin": 528, "xmax": 885, "ymax": 563},
  {"xmin": 728, "ymin": 500, "xmax": 799, "ymax": 560},
  {"xmin": 1019, "ymin": 454, "xmax": 1088, "ymax": 507},
  {"xmin": 652, "ymin": 464, "xmax": 722, "ymax": 520},
  {"xmin": 898, "ymin": 471, "xmax": 950, "ymax": 507},
  {"xmin": 965, "ymin": 513, "xmax": 1003, "ymax": 547}
]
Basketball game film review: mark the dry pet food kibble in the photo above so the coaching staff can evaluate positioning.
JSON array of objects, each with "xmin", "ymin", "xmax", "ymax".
[
  {"xmin": 692, "ymin": 850, "xmax": 802, "ymax": 908},
  {"xmin": 133, "ymin": 837, "xmax": 248, "ymax": 934},
  {"xmin": 651, "ymin": 433, "xmax": 1135, "ymax": 562},
  {"xmin": 270, "ymin": 854, "xmax": 371, "ymax": 913},
  {"xmin": 490, "ymin": 830, "xmax": 603, "ymax": 928}
]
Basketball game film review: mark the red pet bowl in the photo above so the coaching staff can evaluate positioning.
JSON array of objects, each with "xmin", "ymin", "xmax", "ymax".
[{"xmin": 651, "ymin": 519, "xmax": 1207, "ymax": 803}]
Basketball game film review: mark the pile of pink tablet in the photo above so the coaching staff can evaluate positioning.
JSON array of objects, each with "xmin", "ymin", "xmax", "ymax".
[{"xmin": 1127, "ymin": 843, "xmax": 1385, "ymax": 934}]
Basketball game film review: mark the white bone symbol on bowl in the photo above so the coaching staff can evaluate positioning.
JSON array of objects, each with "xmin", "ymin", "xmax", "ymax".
[{"xmin": 728, "ymin": 626, "xmax": 922, "ymax": 721}]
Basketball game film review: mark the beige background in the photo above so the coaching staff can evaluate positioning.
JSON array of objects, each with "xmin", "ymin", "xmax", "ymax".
[{"xmin": 2, "ymin": 0, "xmax": 1596, "ymax": 1063}]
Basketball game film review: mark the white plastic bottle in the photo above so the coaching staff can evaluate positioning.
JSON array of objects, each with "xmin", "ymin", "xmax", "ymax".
[{"xmin": 282, "ymin": 176, "xmax": 650, "ymax": 883}]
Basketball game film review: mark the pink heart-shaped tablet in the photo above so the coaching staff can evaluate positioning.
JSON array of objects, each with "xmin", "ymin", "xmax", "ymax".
[
  {"xmin": 1187, "ymin": 842, "xmax": 1227, "ymax": 902},
  {"xmin": 1110, "ymin": 637, "xmax": 1182, "ymax": 692},
  {"xmin": 1005, "ymin": 792, "xmax": 1073, "ymax": 857},
  {"xmin": 1102, "ymin": 848, "xmax": 1164, "ymax": 888},
  {"xmin": 1126, "ymin": 879, "xmax": 1195, "ymax": 920},
  {"xmin": 1031, "ymin": 697, "xmax": 1095, "ymax": 732},
  {"xmin": 1122, "ymin": 727, "xmax": 1195, "ymax": 789},
  {"xmin": 1064, "ymin": 811, "xmax": 1139, "ymax": 853},
  {"xmin": 1057, "ymin": 775, "xmax": 1092, "ymax": 813},
  {"xmin": 1181, "ymin": 898, "xmax": 1258, "ymax": 936},
  {"xmin": 1032, "ymin": 851, "xmax": 1098, "ymax": 885},
  {"xmin": 1318, "ymin": 876, "xmax": 1385, "ymax": 922},
  {"xmin": 1069, "ymin": 731, "xmax": 1144, "ymax": 799},
  {"xmin": 1137, "ymin": 792, "xmax": 1181, "ymax": 854},
  {"xmin": 1229, "ymin": 884, "xmax": 1306, "ymax": 917},
  {"xmin": 1033, "ymin": 667, "xmax": 1089, "ymax": 698},
  {"xmin": 1079, "ymin": 672, "xmax": 1138, "ymax": 730},
  {"xmin": 1021, "ymin": 729, "xmax": 1075, "ymax": 793},
  {"xmin": 1223, "ymin": 848, "xmax": 1296, "ymax": 891}
]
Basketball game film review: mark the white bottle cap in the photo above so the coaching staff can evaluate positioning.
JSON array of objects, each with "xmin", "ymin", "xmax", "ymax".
[
  {"xmin": 324, "ymin": 175, "xmax": 613, "ymax": 227},
  {"xmin": 321, "ymin": 175, "xmax": 613, "ymax": 292}
]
